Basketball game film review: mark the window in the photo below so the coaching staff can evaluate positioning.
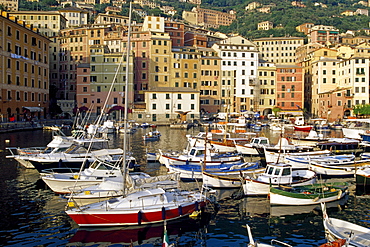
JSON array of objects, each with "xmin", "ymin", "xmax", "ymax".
[
  {"xmin": 152, "ymin": 104, "xmax": 156, "ymax": 110},
  {"xmin": 177, "ymin": 104, "xmax": 181, "ymax": 110},
  {"xmin": 178, "ymin": 94, "xmax": 182, "ymax": 99},
  {"xmin": 152, "ymin": 93, "xmax": 157, "ymax": 99}
]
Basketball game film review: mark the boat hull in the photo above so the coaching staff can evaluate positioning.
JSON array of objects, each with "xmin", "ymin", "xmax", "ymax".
[
  {"xmin": 269, "ymin": 185, "xmax": 347, "ymax": 205},
  {"xmin": 66, "ymin": 200, "xmax": 207, "ymax": 227},
  {"xmin": 294, "ymin": 126, "xmax": 313, "ymax": 131}
]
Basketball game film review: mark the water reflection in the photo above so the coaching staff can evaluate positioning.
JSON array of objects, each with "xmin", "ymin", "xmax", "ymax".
[{"xmin": 68, "ymin": 214, "xmax": 213, "ymax": 246}]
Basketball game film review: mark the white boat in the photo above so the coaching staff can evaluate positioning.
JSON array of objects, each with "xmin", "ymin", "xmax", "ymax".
[
  {"xmin": 321, "ymin": 202, "xmax": 370, "ymax": 246},
  {"xmin": 66, "ymin": 187, "xmax": 210, "ymax": 227},
  {"xmin": 284, "ymin": 153, "xmax": 354, "ymax": 169},
  {"xmin": 27, "ymin": 142, "xmax": 124, "ymax": 173},
  {"xmin": 187, "ymin": 131, "xmax": 243, "ymax": 153},
  {"xmin": 6, "ymin": 134, "xmax": 75, "ymax": 168},
  {"xmin": 242, "ymin": 163, "xmax": 317, "ymax": 196},
  {"xmin": 309, "ymin": 158, "xmax": 370, "ymax": 177},
  {"xmin": 234, "ymin": 136, "xmax": 269, "ymax": 156},
  {"xmin": 142, "ymin": 130, "xmax": 161, "ymax": 141},
  {"xmin": 40, "ymin": 156, "xmax": 136, "ymax": 194},
  {"xmin": 291, "ymin": 130, "xmax": 329, "ymax": 146},
  {"xmin": 269, "ymin": 182, "xmax": 348, "ymax": 206},
  {"xmin": 342, "ymin": 118, "xmax": 370, "ymax": 140},
  {"xmin": 202, "ymin": 166, "xmax": 264, "ymax": 188},
  {"xmin": 158, "ymin": 146, "xmax": 242, "ymax": 168},
  {"xmin": 263, "ymin": 138, "xmax": 316, "ymax": 163},
  {"xmin": 246, "ymin": 224, "xmax": 292, "ymax": 247},
  {"xmin": 67, "ymin": 173, "xmax": 179, "ymax": 205}
]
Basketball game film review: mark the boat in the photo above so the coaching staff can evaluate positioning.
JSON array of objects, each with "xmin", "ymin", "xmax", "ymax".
[
  {"xmin": 146, "ymin": 152, "xmax": 158, "ymax": 162},
  {"xmin": 246, "ymin": 224, "xmax": 292, "ymax": 247},
  {"xmin": 170, "ymin": 121, "xmax": 191, "ymax": 129},
  {"xmin": 65, "ymin": 187, "xmax": 210, "ymax": 226},
  {"xmin": 310, "ymin": 118, "xmax": 331, "ymax": 133},
  {"xmin": 316, "ymin": 138, "xmax": 363, "ymax": 156},
  {"xmin": 187, "ymin": 131, "xmax": 248, "ymax": 153},
  {"xmin": 269, "ymin": 182, "xmax": 348, "ymax": 206},
  {"xmin": 262, "ymin": 138, "xmax": 315, "ymax": 163},
  {"xmin": 321, "ymin": 202, "xmax": 370, "ymax": 246},
  {"xmin": 158, "ymin": 145, "xmax": 242, "ymax": 168},
  {"xmin": 269, "ymin": 119, "xmax": 285, "ymax": 132},
  {"xmin": 294, "ymin": 125, "xmax": 313, "ymax": 131},
  {"xmin": 309, "ymin": 158, "xmax": 370, "ymax": 177},
  {"xmin": 26, "ymin": 142, "xmax": 124, "ymax": 173},
  {"xmin": 284, "ymin": 153, "xmax": 355, "ymax": 169},
  {"xmin": 6, "ymin": 131, "xmax": 76, "ymax": 168},
  {"xmin": 142, "ymin": 130, "xmax": 161, "ymax": 141},
  {"xmin": 40, "ymin": 156, "xmax": 137, "ymax": 194},
  {"xmin": 66, "ymin": 173, "xmax": 179, "ymax": 205},
  {"xmin": 242, "ymin": 163, "xmax": 317, "ymax": 196},
  {"xmin": 202, "ymin": 165, "xmax": 264, "ymax": 188},
  {"xmin": 168, "ymin": 161, "xmax": 261, "ymax": 180},
  {"xmin": 356, "ymin": 166, "xmax": 370, "ymax": 187},
  {"xmin": 291, "ymin": 130, "xmax": 329, "ymax": 146},
  {"xmin": 234, "ymin": 136, "xmax": 269, "ymax": 156},
  {"xmin": 342, "ymin": 118, "xmax": 370, "ymax": 140}
]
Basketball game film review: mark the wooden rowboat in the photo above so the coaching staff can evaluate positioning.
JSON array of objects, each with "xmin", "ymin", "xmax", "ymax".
[
  {"xmin": 269, "ymin": 182, "xmax": 348, "ymax": 206},
  {"xmin": 321, "ymin": 202, "xmax": 370, "ymax": 247}
]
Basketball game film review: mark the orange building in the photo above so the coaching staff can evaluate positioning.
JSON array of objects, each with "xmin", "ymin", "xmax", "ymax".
[
  {"xmin": 0, "ymin": 11, "xmax": 50, "ymax": 121},
  {"xmin": 275, "ymin": 65, "xmax": 304, "ymax": 114}
]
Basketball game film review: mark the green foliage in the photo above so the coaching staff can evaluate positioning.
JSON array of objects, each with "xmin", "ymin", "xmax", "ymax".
[
  {"xmin": 94, "ymin": 3, "xmax": 111, "ymax": 14},
  {"xmin": 272, "ymin": 106, "xmax": 281, "ymax": 117},
  {"xmin": 353, "ymin": 104, "xmax": 370, "ymax": 117}
]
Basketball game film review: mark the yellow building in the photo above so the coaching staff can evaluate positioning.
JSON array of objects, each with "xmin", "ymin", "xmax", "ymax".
[
  {"xmin": 0, "ymin": 11, "xmax": 50, "ymax": 121},
  {"xmin": 253, "ymin": 36, "xmax": 305, "ymax": 65},
  {"xmin": 198, "ymin": 47, "xmax": 221, "ymax": 113},
  {"xmin": 171, "ymin": 47, "xmax": 201, "ymax": 90},
  {"xmin": 182, "ymin": 7, "xmax": 236, "ymax": 29},
  {"xmin": 258, "ymin": 60, "xmax": 277, "ymax": 116}
]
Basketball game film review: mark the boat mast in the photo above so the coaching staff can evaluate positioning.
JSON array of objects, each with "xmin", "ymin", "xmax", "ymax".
[{"xmin": 122, "ymin": 1, "xmax": 133, "ymax": 196}]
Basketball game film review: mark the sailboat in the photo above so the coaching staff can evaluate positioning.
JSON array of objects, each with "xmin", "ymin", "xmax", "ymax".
[{"xmin": 65, "ymin": 4, "xmax": 211, "ymax": 227}]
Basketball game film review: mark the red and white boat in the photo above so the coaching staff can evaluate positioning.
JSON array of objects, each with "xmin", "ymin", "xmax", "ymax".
[
  {"xmin": 65, "ymin": 188, "xmax": 209, "ymax": 226},
  {"xmin": 293, "ymin": 125, "xmax": 313, "ymax": 131}
]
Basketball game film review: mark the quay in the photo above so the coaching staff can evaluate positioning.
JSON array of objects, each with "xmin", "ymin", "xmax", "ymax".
[{"xmin": 0, "ymin": 119, "xmax": 72, "ymax": 133}]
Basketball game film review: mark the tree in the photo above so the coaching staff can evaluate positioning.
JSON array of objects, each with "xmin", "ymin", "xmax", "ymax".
[{"xmin": 272, "ymin": 107, "xmax": 281, "ymax": 117}]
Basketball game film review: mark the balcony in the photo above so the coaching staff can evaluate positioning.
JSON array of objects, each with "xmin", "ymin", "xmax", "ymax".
[{"xmin": 344, "ymin": 93, "xmax": 354, "ymax": 98}]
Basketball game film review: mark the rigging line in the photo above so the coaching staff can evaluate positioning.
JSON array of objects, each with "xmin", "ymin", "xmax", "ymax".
[{"xmin": 122, "ymin": 1, "xmax": 133, "ymax": 197}]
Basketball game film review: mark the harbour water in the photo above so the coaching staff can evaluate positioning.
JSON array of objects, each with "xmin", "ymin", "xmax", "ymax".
[{"xmin": 0, "ymin": 126, "xmax": 369, "ymax": 246}]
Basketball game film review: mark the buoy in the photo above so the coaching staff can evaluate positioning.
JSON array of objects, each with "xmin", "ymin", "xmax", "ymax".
[
  {"xmin": 189, "ymin": 210, "xmax": 201, "ymax": 218},
  {"xmin": 138, "ymin": 210, "xmax": 142, "ymax": 225}
]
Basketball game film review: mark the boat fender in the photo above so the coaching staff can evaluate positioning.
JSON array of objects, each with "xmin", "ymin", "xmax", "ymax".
[
  {"xmin": 337, "ymin": 190, "xmax": 343, "ymax": 199},
  {"xmin": 138, "ymin": 210, "xmax": 142, "ymax": 225},
  {"xmin": 162, "ymin": 206, "xmax": 166, "ymax": 220},
  {"xmin": 319, "ymin": 238, "xmax": 346, "ymax": 247},
  {"xmin": 195, "ymin": 201, "xmax": 199, "ymax": 211},
  {"xmin": 178, "ymin": 205, "xmax": 183, "ymax": 215}
]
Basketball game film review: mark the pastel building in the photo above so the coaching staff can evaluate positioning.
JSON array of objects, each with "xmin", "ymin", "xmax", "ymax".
[{"xmin": 0, "ymin": 11, "xmax": 50, "ymax": 121}]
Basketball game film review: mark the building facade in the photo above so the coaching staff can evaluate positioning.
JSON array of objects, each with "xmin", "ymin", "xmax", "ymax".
[{"xmin": 0, "ymin": 11, "xmax": 50, "ymax": 121}]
